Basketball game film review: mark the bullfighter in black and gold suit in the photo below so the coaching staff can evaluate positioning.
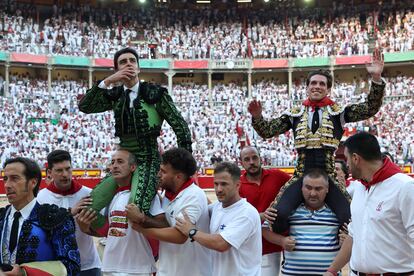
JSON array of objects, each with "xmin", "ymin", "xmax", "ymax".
[{"xmin": 249, "ymin": 49, "xmax": 386, "ymax": 232}]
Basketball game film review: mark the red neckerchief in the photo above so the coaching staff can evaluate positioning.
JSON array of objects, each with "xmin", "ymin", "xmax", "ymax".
[
  {"xmin": 47, "ymin": 180, "xmax": 82, "ymax": 196},
  {"xmin": 165, "ymin": 178, "xmax": 194, "ymax": 201},
  {"xmin": 303, "ymin": 96, "xmax": 335, "ymax": 111},
  {"xmin": 115, "ymin": 185, "xmax": 131, "ymax": 193},
  {"xmin": 360, "ymin": 157, "xmax": 401, "ymax": 190}
]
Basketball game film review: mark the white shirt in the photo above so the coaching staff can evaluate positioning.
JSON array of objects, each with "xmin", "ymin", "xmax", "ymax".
[
  {"xmin": 349, "ymin": 173, "xmax": 414, "ymax": 272},
  {"xmin": 3, "ymin": 198, "xmax": 36, "ymax": 264},
  {"xmin": 209, "ymin": 198, "xmax": 262, "ymax": 276},
  {"xmin": 101, "ymin": 190, "xmax": 163, "ymax": 275},
  {"xmin": 98, "ymin": 80, "xmax": 139, "ymax": 108},
  {"xmin": 346, "ymin": 180, "xmax": 363, "ymax": 199},
  {"xmin": 158, "ymin": 184, "xmax": 212, "ymax": 276},
  {"xmin": 37, "ymin": 185, "xmax": 102, "ymax": 271},
  {"xmin": 307, "ymin": 108, "xmax": 324, "ymax": 128}
]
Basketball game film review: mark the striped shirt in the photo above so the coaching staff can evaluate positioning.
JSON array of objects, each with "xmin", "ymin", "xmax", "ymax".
[{"xmin": 282, "ymin": 204, "xmax": 341, "ymax": 276}]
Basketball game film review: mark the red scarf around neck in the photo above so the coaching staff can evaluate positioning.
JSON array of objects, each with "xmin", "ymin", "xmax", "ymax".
[
  {"xmin": 165, "ymin": 178, "xmax": 194, "ymax": 201},
  {"xmin": 361, "ymin": 157, "xmax": 401, "ymax": 190},
  {"xmin": 303, "ymin": 96, "xmax": 335, "ymax": 111},
  {"xmin": 115, "ymin": 185, "xmax": 131, "ymax": 194},
  {"xmin": 47, "ymin": 180, "xmax": 82, "ymax": 196}
]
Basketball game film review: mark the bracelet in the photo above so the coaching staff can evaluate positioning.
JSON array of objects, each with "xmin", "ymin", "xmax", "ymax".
[{"xmin": 327, "ymin": 268, "xmax": 338, "ymax": 276}]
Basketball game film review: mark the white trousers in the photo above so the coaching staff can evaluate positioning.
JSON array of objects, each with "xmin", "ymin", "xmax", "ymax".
[{"xmin": 261, "ymin": 252, "xmax": 281, "ymax": 276}]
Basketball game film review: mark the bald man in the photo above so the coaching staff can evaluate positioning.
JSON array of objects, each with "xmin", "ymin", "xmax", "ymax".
[{"xmin": 239, "ymin": 146, "xmax": 291, "ymax": 276}]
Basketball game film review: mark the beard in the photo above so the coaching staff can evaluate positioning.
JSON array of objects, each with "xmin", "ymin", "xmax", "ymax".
[
  {"xmin": 350, "ymin": 166, "xmax": 362, "ymax": 180},
  {"xmin": 247, "ymin": 167, "xmax": 261, "ymax": 177},
  {"xmin": 158, "ymin": 178, "xmax": 174, "ymax": 192}
]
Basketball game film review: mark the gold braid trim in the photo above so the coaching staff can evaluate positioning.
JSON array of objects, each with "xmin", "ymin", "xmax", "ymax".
[
  {"xmin": 327, "ymin": 103, "xmax": 345, "ymax": 115},
  {"xmin": 275, "ymin": 104, "xmax": 352, "ymax": 205},
  {"xmin": 294, "ymin": 108, "xmax": 340, "ymax": 150},
  {"xmin": 275, "ymin": 149, "xmax": 351, "ymax": 204},
  {"xmin": 285, "ymin": 105, "xmax": 305, "ymax": 117}
]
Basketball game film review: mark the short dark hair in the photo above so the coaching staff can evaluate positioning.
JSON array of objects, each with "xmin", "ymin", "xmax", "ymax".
[
  {"xmin": 306, "ymin": 70, "xmax": 333, "ymax": 89},
  {"xmin": 214, "ymin": 162, "xmax": 241, "ymax": 181},
  {"xmin": 117, "ymin": 148, "xmax": 137, "ymax": 165},
  {"xmin": 113, "ymin": 48, "xmax": 139, "ymax": 70},
  {"xmin": 381, "ymin": 151, "xmax": 395, "ymax": 163},
  {"xmin": 161, "ymin": 148, "xmax": 197, "ymax": 178},
  {"xmin": 303, "ymin": 168, "xmax": 329, "ymax": 186},
  {"xmin": 47, "ymin": 150, "xmax": 71, "ymax": 170},
  {"xmin": 335, "ymin": 160, "xmax": 349, "ymax": 178},
  {"xmin": 344, "ymin": 132, "xmax": 382, "ymax": 161},
  {"xmin": 4, "ymin": 157, "xmax": 42, "ymax": 196}
]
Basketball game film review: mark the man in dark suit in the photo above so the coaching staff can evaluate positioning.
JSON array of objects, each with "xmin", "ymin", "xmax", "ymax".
[
  {"xmin": 1, "ymin": 157, "xmax": 80, "ymax": 275},
  {"xmin": 78, "ymin": 47, "xmax": 192, "ymax": 229}
]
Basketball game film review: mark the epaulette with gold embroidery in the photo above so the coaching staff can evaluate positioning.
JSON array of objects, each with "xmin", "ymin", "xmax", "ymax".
[
  {"xmin": 284, "ymin": 105, "xmax": 305, "ymax": 117},
  {"xmin": 327, "ymin": 103, "xmax": 345, "ymax": 115}
]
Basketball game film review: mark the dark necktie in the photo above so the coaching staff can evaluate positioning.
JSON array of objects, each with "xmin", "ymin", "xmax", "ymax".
[
  {"xmin": 123, "ymin": 89, "xmax": 133, "ymax": 135},
  {"xmin": 311, "ymin": 107, "xmax": 320, "ymax": 134},
  {"xmin": 125, "ymin": 89, "xmax": 133, "ymax": 111},
  {"xmin": 9, "ymin": 211, "xmax": 21, "ymax": 253}
]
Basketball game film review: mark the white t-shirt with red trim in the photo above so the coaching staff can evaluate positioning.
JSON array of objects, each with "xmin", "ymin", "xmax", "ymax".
[
  {"xmin": 349, "ymin": 173, "xmax": 414, "ymax": 272},
  {"xmin": 158, "ymin": 183, "xmax": 212, "ymax": 276},
  {"xmin": 102, "ymin": 190, "xmax": 164, "ymax": 275}
]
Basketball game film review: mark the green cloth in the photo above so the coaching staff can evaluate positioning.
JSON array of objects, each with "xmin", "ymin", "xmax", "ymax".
[
  {"xmin": 89, "ymin": 153, "xmax": 160, "ymax": 229},
  {"xmin": 79, "ymin": 82, "xmax": 192, "ymax": 230}
]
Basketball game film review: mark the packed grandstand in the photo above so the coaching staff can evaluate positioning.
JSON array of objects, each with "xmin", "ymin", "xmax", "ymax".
[{"xmin": 0, "ymin": 0, "xmax": 413, "ymax": 171}]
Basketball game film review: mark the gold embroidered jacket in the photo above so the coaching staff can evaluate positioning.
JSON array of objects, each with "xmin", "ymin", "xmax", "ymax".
[{"xmin": 252, "ymin": 80, "xmax": 386, "ymax": 181}]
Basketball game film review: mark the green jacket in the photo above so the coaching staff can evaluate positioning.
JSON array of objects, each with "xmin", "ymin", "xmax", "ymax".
[{"xmin": 78, "ymin": 81, "xmax": 192, "ymax": 154}]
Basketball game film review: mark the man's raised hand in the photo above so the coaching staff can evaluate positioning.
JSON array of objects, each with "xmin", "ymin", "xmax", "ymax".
[
  {"xmin": 248, "ymin": 100, "xmax": 263, "ymax": 120},
  {"xmin": 366, "ymin": 47, "xmax": 384, "ymax": 82}
]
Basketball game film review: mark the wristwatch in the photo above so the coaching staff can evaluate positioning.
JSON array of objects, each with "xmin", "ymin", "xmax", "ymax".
[{"xmin": 188, "ymin": 228, "xmax": 198, "ymax": 242}]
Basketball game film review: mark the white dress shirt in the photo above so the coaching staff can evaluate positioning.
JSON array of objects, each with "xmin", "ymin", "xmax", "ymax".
[
  {"xmin": 98, "ymin": 80, "xmax": 140, "ymax": 108},
  {"xmin": 3, "ymin": 198, "xmax": 37, "ymax": 263}
]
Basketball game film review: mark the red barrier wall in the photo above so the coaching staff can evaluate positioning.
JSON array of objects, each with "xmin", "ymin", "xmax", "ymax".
[
  {"xmin": 1, "ymin": 174, "xmax": 413, "ymax": 195},
  {"xmin": 0, "ymin": 176, "xmax": 214, "ymax": 194}
]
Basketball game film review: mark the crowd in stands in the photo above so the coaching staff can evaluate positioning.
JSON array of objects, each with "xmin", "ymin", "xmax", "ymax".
[
  {"xmin": 0, "ymin": 1, "xmax": 413, "ymax": 59},
  {"xmin": 0, "ymin": 76, "xmax": 117, "ymax": 169},
  {"xmin": 1, "ymin": 74, "xmax": 412, "ymax": 170}
]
